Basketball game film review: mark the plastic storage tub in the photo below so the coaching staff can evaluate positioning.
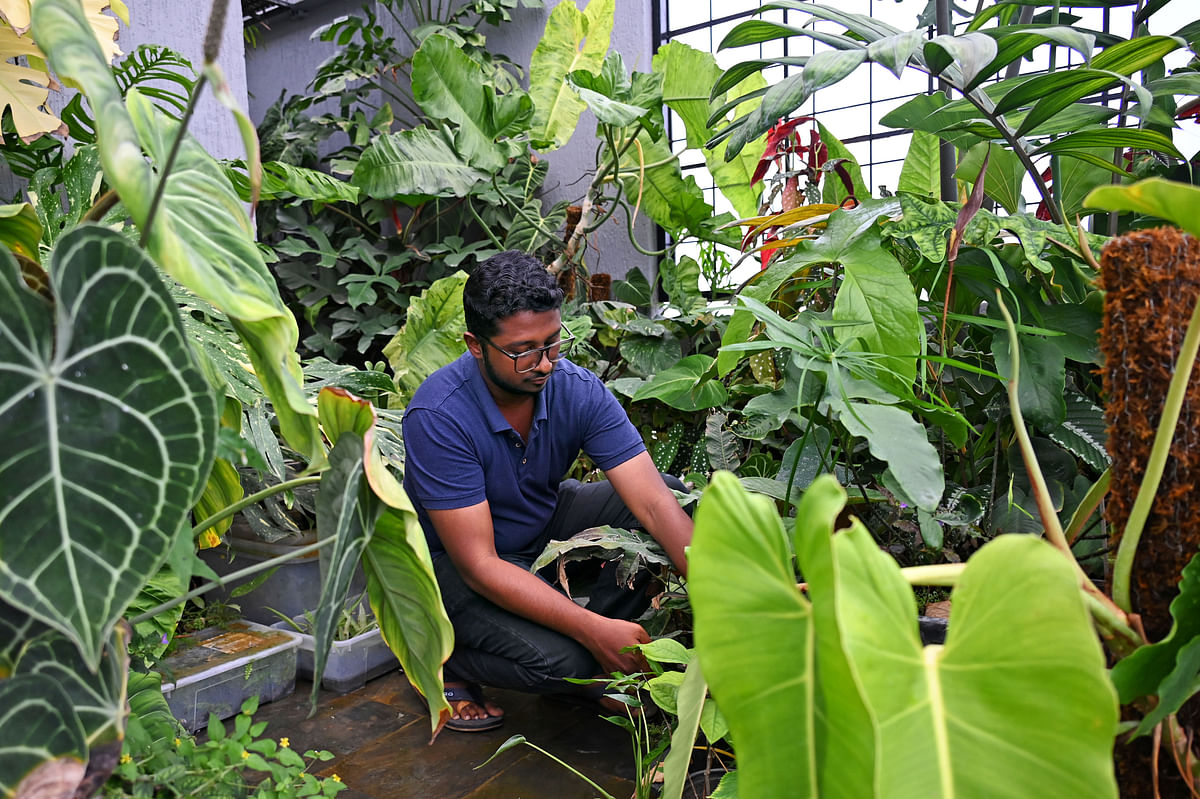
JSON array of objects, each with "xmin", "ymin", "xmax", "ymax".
[
  {"xmin": 158, "ymin": 620, "xmax": 301, "ymax": 732},
  {"xmin": 271, "ymin": 615, "xmax": 399, "ymax": 693}
]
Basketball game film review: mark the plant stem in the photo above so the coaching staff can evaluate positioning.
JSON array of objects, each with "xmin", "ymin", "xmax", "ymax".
[
  {"xmin": 129, "ymin": 536, "xmax": 336, "ymax": 624},
  {"xmin": 467, "ymin": 199, "xmax": 505, "ymax": 250},
  {"xmin": 1111, "ymin": 286, "xmax": 1200, "ymax": 612},
  {"xmin": 900, "ymin": 563, "xmax": 965, "ymax": 586},
  {"xmin": 192, "ymin": 475, "xmax": 323, "ymax": 539}
]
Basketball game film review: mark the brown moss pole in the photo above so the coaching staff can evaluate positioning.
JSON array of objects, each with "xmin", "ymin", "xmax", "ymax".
[{"xmin": 1101, "ymin": 226, "xmax": 1200, "ymax": 797}]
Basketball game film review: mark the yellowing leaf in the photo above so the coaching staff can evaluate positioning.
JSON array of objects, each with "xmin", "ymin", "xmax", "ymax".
[{"xmin": 0, "ymin": 0, "xmax": 31, "ymax": 32}]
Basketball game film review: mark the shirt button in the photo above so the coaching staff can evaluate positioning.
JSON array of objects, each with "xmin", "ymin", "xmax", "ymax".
[
  {"xmin": 515, "ymin": 442, "xmax": 522, "ymax": 448},
  {"xmin": 521, "ymin": 458, "xmax": 527, "ymax": 464}
]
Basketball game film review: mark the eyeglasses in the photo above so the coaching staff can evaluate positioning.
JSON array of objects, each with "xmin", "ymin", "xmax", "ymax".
[{"xmin": 479, "ymin": 330, "xmax": 576, "ymax": 373}]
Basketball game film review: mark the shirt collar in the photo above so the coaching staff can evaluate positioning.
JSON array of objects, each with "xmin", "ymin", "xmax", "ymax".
[{"xmin": 463, "ymin": 353, "xmax": 551, "ymax": 433}]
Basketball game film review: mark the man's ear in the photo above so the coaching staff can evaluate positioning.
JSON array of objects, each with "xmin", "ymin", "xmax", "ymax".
[{"xmin": 464, "ymin": 332, "xmax": 483, "ymax": 358}]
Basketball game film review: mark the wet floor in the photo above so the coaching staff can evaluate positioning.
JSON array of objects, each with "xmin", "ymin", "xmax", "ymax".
[{"xmin": 245, "ymin": 670, "xmax": 639, "ymax": 798}]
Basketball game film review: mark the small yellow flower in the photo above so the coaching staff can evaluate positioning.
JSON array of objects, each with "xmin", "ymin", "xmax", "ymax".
[
  {"xmin": 241, "ymin": 750, "xmax": 250, "ymax": 760},
  {"xmin": 331, "ymin": 774, "xmax": 342, "ymax": 783},
  {"xmin": 120, "ymin": 754, "xmax": 132, "ymax": 765},
  {"xmin": 279, "ymin": 737, "xmax": 290, "ymax": 748},
  {"xmin": 173, "ymin": 738, "xmax": 181, "ymax": 747}
]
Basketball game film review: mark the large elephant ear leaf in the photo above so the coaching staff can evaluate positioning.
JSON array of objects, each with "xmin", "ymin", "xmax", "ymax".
[
  {"xmin": 31, "ymin": 0, "xmax": 323, "ymax": 467},
  {"xmin": 0, "ymin": 674, "xmax": 87, "ymax": 798},
  {"xmin": 0, "ymin": 226, "xmax": 217, "ymax": 667}
]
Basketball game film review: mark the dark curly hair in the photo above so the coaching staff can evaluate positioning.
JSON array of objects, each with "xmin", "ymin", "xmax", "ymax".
[{"xmin": 463, "ymin": 250, "xmax": 563, "ymax": 338}]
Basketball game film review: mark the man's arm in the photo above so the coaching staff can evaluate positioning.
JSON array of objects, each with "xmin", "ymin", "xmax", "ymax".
[
  {"xmin": 604, "ymin": 450, "xmax": 693, "ymax": 577},
  {"xmin": 428, "ymin": 502, "xmax": 651, "ymax": 674}
]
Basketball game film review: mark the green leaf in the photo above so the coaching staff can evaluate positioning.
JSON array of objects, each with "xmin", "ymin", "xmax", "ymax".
[
  {"xmin": 897, "ymin": 131, "xmax": 942, "ymax": 198},
  {"xmin": 790, "ymin": 475, "xmax": 876, "ymax": 797},
  {"xmin": 364, "ymin": 501, "xmax": 455, "ymax": 738},
  {"xmin": 382, "ymin": 271, "xmax": 468, "ymax": 402},
  {"xmin": 0, "ymin": 203, "xmax": 42, "ymax": 262},
  {"xmin": 412, "ymin": 35, "xmax": 524, "ymax": 172},
  {"xmin": 705, "ymin": 412, "xmax": 742, "ymax": 473},
  {"xmin": 1111, "ymin": 552, "xmax": 1200, "ymax": 705},
  {"xmin": 1034, "ymin": 129, "xmax": 1183, "ymax": 161},
  {"xmin": 1047, "ymin": 394, "xmax": 1109, "ymax": 473},
  {"xmin": 618, "ymin": 131, "xmax": 737, "ymax": 245},
  {"xmin": 225, "ymin": 160, "xmax": 360, "ymax": 205},
  {"xmin": 925, "ymin": 32, "xmax": 998, "ymax": 88},
  {"xmin": 831, "ymin": 228, "xmax": 923, "ymax": 392},
  {"xmin": 0, "ymin": 674, "xmax": 86, "ymax": 798},
  {"xmin": 660, "ymin": 660, "xmax": 709, "ymax": 799},
  {"xmin": 834, "ymin": 531, "xmax": 1118, "ymax": 797},
  {"xmin": 632, "ymin": 355, "xmax": 728, "ymax": 411},
  {"xmin": 620, "ymin": 334, "xmax": 683, "ymax": 378},
  {"xmin": 992, "ymin": 333, "xmax": 1067, "ymax": 429},
  {"xmin": 125, "ymin": 566, "xmax": 186, "ymax": 663},
  {"xmin": 818, "ymin": 122, "xmax": 869, "ymax": 206},
  {"xmin": 718, "ymin": 19, "xmax": 808, "ymax": 49},
  {"xmin": 835, "ymin": 401, "xmax": 944, "ymax": 511},
  {"xmin": 16, "ymin": 627, "xmax": 128, "ymax": 746},
  {"xmin": 956, "ymin": 144, "xmax": 1026, "ymax": 214},
  {"xmin": 655, "ymin": 42, "xmax": 765, "ymax": 220},
  {"xmin": 1084, "ymin": 178, "xmax": 1200, "ymax": 239},
  {"xmin": 310, "ymin": 433, "xmax": 380, "ymax": 710},
  {"xmin": 353, "ymin": 128, "xmax": 489, "ymax": 201},
  {"xmin": 0, "ymin": 227, "xmax": 216, "ymax": 666},
  {"xmin": 885, "ymin": 193, "xmax": 959, "ymax": 262},
  {"xmin": 527, "ymin": 0, "xmax": 614, "ymax": 151},
  {"xmin": 691, "ymin": 472, "xmax": 816, "ymax": 798},
  {"xmin": 868, "ymin": 30, "xmax": 926, "ymax": 78}
]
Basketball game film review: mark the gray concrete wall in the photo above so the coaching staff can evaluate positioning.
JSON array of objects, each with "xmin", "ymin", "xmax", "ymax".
[
  {"xmin": 483, "ymin": 0, "xmax": 656, "ymax": 281},
  {"xmin": 119, "ymin": 0, "xmax": 250, "ymax": 161}
]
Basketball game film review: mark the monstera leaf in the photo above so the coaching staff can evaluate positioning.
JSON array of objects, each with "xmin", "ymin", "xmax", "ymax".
[{"xmin": 0, "ymin": 226, "xmax": 216, "ymax": 667}]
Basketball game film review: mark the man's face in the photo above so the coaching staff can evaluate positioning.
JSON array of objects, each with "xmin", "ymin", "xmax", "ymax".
[{"xmin": 469, "ymin": 309, "xmax": 563, "ymax": 398}]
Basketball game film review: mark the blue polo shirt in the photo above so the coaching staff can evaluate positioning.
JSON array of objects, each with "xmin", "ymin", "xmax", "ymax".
[{"xmin": 401, "ymin": 352, "xmax": 646, "ymax": 555}]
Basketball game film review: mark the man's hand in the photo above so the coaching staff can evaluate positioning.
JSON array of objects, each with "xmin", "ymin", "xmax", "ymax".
[{"xmin": 582, "ymin": 616, "xmax": 652, "ymax": 675}]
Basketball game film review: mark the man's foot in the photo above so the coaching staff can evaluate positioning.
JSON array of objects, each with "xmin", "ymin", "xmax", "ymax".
[{"xmin": 443, "ymin": 681, "xmax": 504, "ymax": 732}]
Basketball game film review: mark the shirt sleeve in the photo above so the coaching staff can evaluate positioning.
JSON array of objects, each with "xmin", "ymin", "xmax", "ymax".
[
  {"xmin": 401, "ymin": 407, "xmax": 488, "ymax": 510},
  {"xmin": 579, "ymin": 372, "xmax": 646, "ymax": 470}
]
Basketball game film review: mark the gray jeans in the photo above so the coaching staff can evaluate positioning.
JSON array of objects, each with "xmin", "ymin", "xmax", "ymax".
[{"xmin": 432, "ymin": 474, "xmax": 686, "ymax": 694}]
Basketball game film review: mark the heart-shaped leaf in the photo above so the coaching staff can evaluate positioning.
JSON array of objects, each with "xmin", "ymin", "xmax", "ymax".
[{"xmin": 0, "ymin": 226, "xmax": 216, "ymax": 666}]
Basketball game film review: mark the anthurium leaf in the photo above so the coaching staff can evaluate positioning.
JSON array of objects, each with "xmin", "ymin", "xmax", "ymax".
[
  {"xmin": 763, "ymin": 1, "xmax": 903, "ymax": 42},
  {"xmin": 0, "ymin": 226, "xmax": 216, "ymax": 667},
  {"xmin": 1111, "ymin": 552, "xmax": 1200, "ymax": 705},
  {"xmin": 835, "ymin": 401, "xmax": 944, "ymax": 510},
  {"xmin": 975, "ymin": 27, "xmax": 1096, "ymax": 92},
  {"xmin": 1131, "ymin": 637, "xmax": 1200, "ymax": 737},
  {"xmin": 956, "ymin": 143, "xmax": 1026, "ymax": 214},
  {"xmin": 1047, "ymin": 394, "xmax": 1109, "ymax": 472},
  {"xmin": 1084, "ymin": 178, "xmax": 1200, "ymax": 239},
  {"xmin": 884, "ymin": 193, "xmax": 959, "ymax": 262},
  {"xmin": 830, "ymin": 228, "xmax": 922, "ymax": 392},
  {"xmin": 717, "ymin": 19, "xmax": 808, "ymax": 49},
  {"xmin": 834, "ymin": 530, "xmax": 1118, "ymax": 797},
  {"xmin": 992, "ymin": 332, "xmax": 1067, "ymax": 429},
  {"xmin": 382, "ymin": 271, "xmax": 468, "ymax": 402},
  {"xmin": 691, "ymin": 472, "xmax": 816, "ymax": 798},
  {"xmin": 193, "ymin": 457, "xmax": 243, "ymax": 540},
  {"xmin": 0, "ymin": 674, "xmax": 87, "ymax": 798},
  {"xmin": 412, "ymin": 34, "xmax": 510, "ymax": 172},
  {"xmin": 897, "ymin": 130, "xmax": 942, "ymax": 198},
  {"xmin": 705, "ymin": 412, "xmax": 742, "ymax": 473},
  {"xmin": 124, "ymin": 565, "xmax": 185, "ymax": 664},
  {"xmin": 123, "ymin": 672, "xmax": 180, "ymax": 755},
  {"xmin": 310, "ymin": 432, "xmax": 380, "ymax": 711},
  {"xmin": 16, "ymin": 627, "xmax": 128, "ymax": 746},
  {"xmin": 790, "ymin": 475, "xmax": 876, "ymax": 797},
  {"xmin": 34, "ymin": 0, "xmax": 323, "ymax": 466},
  {"xmin": 527, "ymin": 0, "xmax": 613, "ymax": 151},
  {"xmin": 633, "ymin": 355, "xmax": 728, "ymax": 411},
  {"xmin": 365, "ymin": 500, "xmax": 455, "ymax": 738},
  {"xmin": 353, "ymin": 127, "xmax": 489, "ymax": 200}
]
